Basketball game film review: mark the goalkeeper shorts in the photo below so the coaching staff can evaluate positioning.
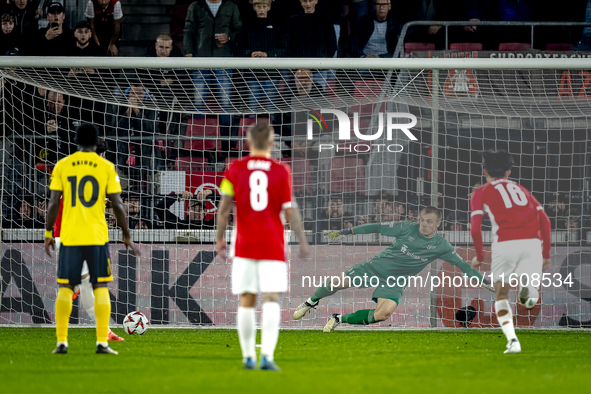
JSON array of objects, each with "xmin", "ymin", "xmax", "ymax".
[
  {"xmin": 345, "ymin": 261, "xmax": 403, "ymax": 305},
  {"xmin": 231, "ymin": 257, "xmax": 287, "ymax": 295}
]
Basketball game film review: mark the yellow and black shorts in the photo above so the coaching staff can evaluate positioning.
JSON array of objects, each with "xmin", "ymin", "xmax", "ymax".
[{"xmin": 57, "ymin": 244, "xmax": 113, "ymax": 285}]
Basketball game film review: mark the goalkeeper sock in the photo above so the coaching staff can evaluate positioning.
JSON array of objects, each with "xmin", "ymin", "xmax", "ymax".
[
  {"xmin": 261, "ymin": 302, "xmax": 280, "ymax": 361},
  {"xmin": 237, "ymin": 307, "xmax": 256, "ymax": 361},
  {"xmin": 341, "ymin": 309, "xmax": 376, "ymax": 325},
  {"xmin": 80, "ymin": 275, "xmax": 96, "ymax": 322},
  {"xmin": 310, "ymin": 283, "xmax": 340, "ymax": 303},
  {"xmin": 94, "ymin": 287, "xmax": 111, "ymax": 344},
  {"xmin": 495, "ymin": 299, "xmax": 517, "ymax": 342},
  {"xmin": 55, "ymin": 287, "xmax": 74, "ymax": 343}
]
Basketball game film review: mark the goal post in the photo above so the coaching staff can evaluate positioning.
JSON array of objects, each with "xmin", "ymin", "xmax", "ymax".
[{"xmin": 1, "ymin": 56, "xmax": 589, "ymax": 329}]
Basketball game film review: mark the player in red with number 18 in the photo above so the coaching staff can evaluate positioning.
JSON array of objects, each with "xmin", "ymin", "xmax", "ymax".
[
  {"xmin": 216, "ymin": 122, "xmax": 308, "ymax": 371},
  {"xmin": 470, "ymin": 150, "xmax": 552, "ymax": 354}
]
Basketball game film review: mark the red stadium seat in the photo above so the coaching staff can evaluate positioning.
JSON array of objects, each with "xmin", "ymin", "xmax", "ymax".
[
  {"xmin": 185, "ymin": 118, "xmax": 221, "ymax": 151},
  {"xmin": 329, "ymin": 158, "xmax": 365, "ymax": 194},
  {"xmin": 175, "ymin": 157, "xmax": 209, "ymax": 172},
  {"xmin": 281, "ymin": 157, "xmax": 314, "ymax": 195},
  {"xmin": 404, "ymin": 42, "xmax": 435, "ymax": 54},
  {"xmin": 546, "ymin": 43, "xmax": 573, "ymax": 51},
  {"xmin": 498, "ymin": 42, "xmax": 531, "ymax": 51},
  {"xmin": 449, "ymin": 42, "xmax": 483, "ymax": 51}
]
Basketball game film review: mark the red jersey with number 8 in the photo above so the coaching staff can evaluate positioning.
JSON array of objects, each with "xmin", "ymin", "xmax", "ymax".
[
  {"xmin": 221, "ymin": 156, "xmax": 292, "ymax": 261},
  {"xmin": 470, "ymin": 178, "xmax": 543, "ymax": 243}
]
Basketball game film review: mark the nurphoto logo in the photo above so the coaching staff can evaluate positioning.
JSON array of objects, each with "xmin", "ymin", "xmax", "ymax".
[{"xmin": 306, "ymin": 109, "xmax": 418, "ymax": 153}]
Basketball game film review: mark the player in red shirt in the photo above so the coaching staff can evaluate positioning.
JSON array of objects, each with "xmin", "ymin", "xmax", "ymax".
[
  {"xmin": 470, "ymin": 150, "xmax": 551, "ymax": 354},
  {"xmin": 216, "ymin": 121, "xmax": 308, "ymax": 371},
  {"xmin": 53, "ymin": 139, "xmax": 124, "ymax": 341}
]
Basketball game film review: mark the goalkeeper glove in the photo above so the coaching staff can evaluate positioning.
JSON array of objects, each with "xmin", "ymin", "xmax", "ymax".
[
  {"xmin": 325, "ymin": 228, "xmax": 353, "ymax": 242},
  {"xmin": 481, "ymin": 279, "xmax": 495, "ymax": 292}
]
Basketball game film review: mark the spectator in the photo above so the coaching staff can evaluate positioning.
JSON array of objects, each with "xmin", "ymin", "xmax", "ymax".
[
  {"xmin": 370, "ymin": 189, "xmax": 392, "ymax": 222},
  {"xmin": 36, "ymin": 2, "xmax": 72, "ymax": 55},
  {"xmin": 406, "ymin": 203, "xmax": 419, "ymax": 222},
  {"xmin": 439, "ymin": 0, "xmax": 496, "ymax": 49},
  {"xmin": 4, "ymin": 196, "xmax": 44, "ymax": 228},
  {"xmin": 111, "ymin": 80, "xmax": 158, "ymax": 168},
  {"xmin": 181, "ymin": 201, "xmax": 215, "ymax": 229},
  {"xmin": 105, "ymin": 204, "xmax": 117, "ymax": 229},
  {"xmin": 350, "ymin": 0, "xmax": 398, "ymax": 58},
  {"xmin": 239, "ymin": 0, "xmax": 286, "ymax": 114},
  {"xmin": 148, "ymin": 33, "xmax": 184, "ymax": 58},
  {"xmin": 60, "ymin": 20, "xmax": 102, "ymax": 56},
  {"xmin": 318, "ymin": 0, "xmax": 350, "ymax": 57},
  {"xmin": 33, "ymin": 90, "xmax": 78, "ymax": 164},
  {"xmin": 444, "ymin": 211, "xmax": 467, "ymax": 231},
  {"xmin": 8, "ymin": 0, "xmax": 39, "ymax": 54},
  {"xmin": 288, "ymin": 0, "xmax": 337, "ymax": 90},
  {"xmin": 154, "ymin": 190, "xmax": 216, "ymax": 229},
  {"xmin": 320, "ymin": 196, "xmax": 354, "ymax": 230},
  {"xmin": 184, "ymin": 0, "xmax": 241, "ymax": 125},
  {"xmin": 131, "ymin": 216, "xmax": 154, "ymax": 230},
  {"xmin": 495, "ymin": 0, "xmax": 535, "ymax": 46},
  {"xmin": 145, "ymin": 34, "xmax": 192, "ymax": 106},
  {"xmin": 85, "ymin": 0, "xmax": 123, "ymax": 56},
  {"xmin": 545, "ymin": 196, "xmax": 567, "ymax": 229},
  {"xmin": 397, "ymin": 0, "xmax": 444, "ymax": 49},
  {"xmin": 1, "ymin": 12, "xmax": 20, "ymax": 55},
  {"xmin": 355, "ymin": 215, "xmax": 367, "ymax": 226},
  {"xmin": 294, "ymin": 68, "xmax": 322, "ymax": 97},
  {"xmin": 123, "ymin": 192, "xmax": 142, "ymax": 223},
  {"xmin": 575, "ymin": 0, "xmax": 591, "ymax": 50}
]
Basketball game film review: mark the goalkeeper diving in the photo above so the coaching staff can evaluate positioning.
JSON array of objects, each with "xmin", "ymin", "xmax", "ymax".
[{"xmin": 293, "ymin": 206, "xmax": 493, "ymax": 332}]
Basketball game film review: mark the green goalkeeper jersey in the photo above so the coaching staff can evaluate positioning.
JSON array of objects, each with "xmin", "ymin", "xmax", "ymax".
[{"xmin": 352, "ymin": 221, "xmax": 484, "ymax": 281}]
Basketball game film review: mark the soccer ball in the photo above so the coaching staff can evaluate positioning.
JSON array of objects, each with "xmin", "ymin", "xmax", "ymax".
[{"xmin": 123, "ymin": 311, "xmax": 149, "ymax": 335}]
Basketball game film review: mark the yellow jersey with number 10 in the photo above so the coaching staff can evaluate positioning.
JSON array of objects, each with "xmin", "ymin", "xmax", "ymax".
[{"xmin": 49, "ymin": 151, "xmax": 121, "ymax": 246}]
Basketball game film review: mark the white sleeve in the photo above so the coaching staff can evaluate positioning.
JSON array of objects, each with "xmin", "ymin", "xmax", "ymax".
[
  {"xmin": 84, "ymin": 1, "xmax": 95, "ymax": 18},
  {"xmin": 113, "ymin": 2, "xmax": 123, "ymax": 19}
]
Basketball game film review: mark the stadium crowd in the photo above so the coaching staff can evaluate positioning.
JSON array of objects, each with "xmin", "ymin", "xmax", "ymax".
[{"xmin": 0, "ymin": 0, "xmax": 588, "ymax": 235}]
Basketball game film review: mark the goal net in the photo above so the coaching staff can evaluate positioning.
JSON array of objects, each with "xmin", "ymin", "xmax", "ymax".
[{"xmin": 1, "ymin": 56, "xmax": 589, "ymax": 329}]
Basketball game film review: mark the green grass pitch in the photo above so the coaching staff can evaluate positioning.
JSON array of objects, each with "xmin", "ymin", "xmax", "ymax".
[{"xmin": 1, "ymin": 328, "xmax": 589, "ymax": 393}]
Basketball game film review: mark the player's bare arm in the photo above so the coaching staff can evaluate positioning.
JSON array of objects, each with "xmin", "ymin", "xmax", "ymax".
[
  {"xmin": 45, "ymin": 190, "xmax": 63, "ymax": 257},
  {"xmin": 108, "ymin": 192, "xmax": 140, "ymax": 256},
  {"xmin": 285, "ymin": 206, "xmax": 308, "ymax": 258},
  {"xmin": 215, "ymin": 194, "xmax": 234, "ymax": 258}
]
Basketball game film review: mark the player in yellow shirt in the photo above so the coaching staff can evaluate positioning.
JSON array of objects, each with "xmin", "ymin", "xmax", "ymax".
[{"xmin": 45, "ymin": 123, "xmax": 140, "ymax": 355}]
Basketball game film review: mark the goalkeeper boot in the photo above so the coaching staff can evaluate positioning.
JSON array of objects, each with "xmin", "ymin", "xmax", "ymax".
[
  {"xmin": 107, "ymin": 330, "xmax": 125, "ymax": 341},
  {"xmin": 503, "ymin": 338, "xmax": 521, "ymax": 354},
  {"xmin": 72, "ymin": 285, "xmax": 80, "ymax": 301},
  {"xmin": 323, "ymin": 313, "xmax": 341, "ymax": 333},
  {"xmin": 96, "ymin": 344, "xmax": 118, "ymax": 355},
  {"xmin": 52, "ymin": 343, "xmax": 68, "ymax": 354},
  {"xmin": 259, "ymin": 355, "xmax": 281, "ymax": 371},
  {"xmin": 293, "ymin": 298, "xmax": 319, "ymax": 320},
  {"xmin": 243, "ymin": 357, "xmax": 256, "ymax": 370}
]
